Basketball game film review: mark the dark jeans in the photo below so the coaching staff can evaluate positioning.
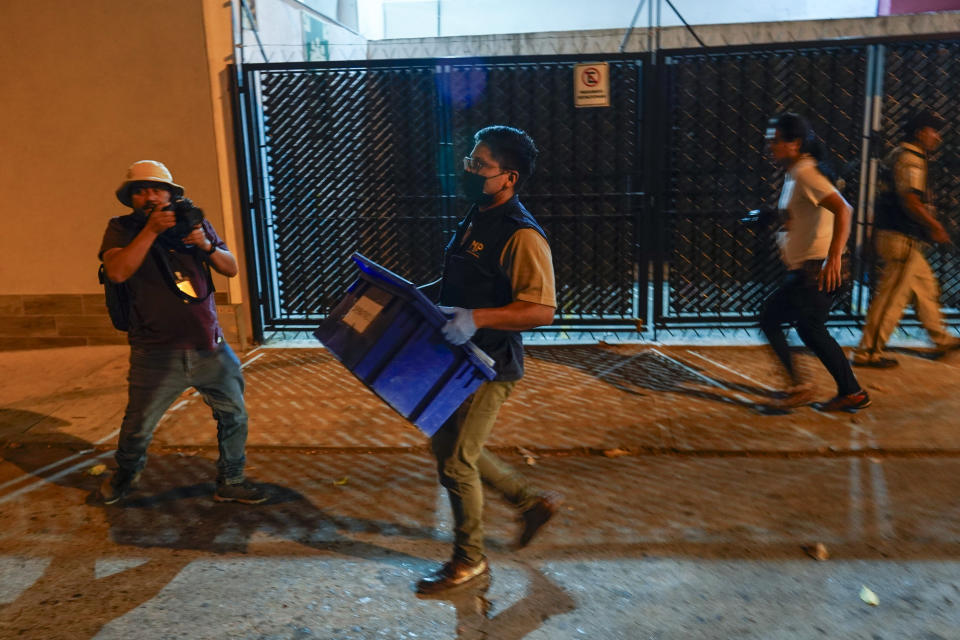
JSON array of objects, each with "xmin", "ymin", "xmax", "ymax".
[
  {"xmin": 115, "ymin": 342, "xmax": 248, "ymax": 482},
  {"xmin": 759, "ymin": 267, "xmax": 861, "ymax": 396}
]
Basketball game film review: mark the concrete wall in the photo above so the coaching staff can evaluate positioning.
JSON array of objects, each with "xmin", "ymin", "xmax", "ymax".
[
  {"xmin": 0, "ymin": 0, "xmax": 249, "ymax": 350},
  {"xmin": 377, "ymin": 0, "xmax": 879, "ymax": 39},
  {"xmin": 238, "ymin": 0, "xmax": 367, "ymax": 62},
  {"xmin": 368, "ymin": 12, "xmax": 960, "ymax": 58}
]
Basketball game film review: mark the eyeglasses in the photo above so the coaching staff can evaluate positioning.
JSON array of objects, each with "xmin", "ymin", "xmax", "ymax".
[
  {"xmin": 462, "ymin": 156, "xmax": 496, "ymax": 172},
  {"xmin": 462, "ymin": 156, "xmax": 518, "ymax": 176}
]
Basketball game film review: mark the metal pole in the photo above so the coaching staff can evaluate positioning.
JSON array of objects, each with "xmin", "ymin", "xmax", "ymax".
[
  {"xmin": 619, "ymin": 0, "xmax": 648, "ymax": 54},
  {"xmin": 231, "ymin": 0, "xmax": 243, "ymax": 69},
  {"xmin": 647, "ymin": 0, "xmax": 653, "ymax": 55},
  {"xmin": 240, "ymin": 0, "xmax": 269, "ymax": 63},
  {"xmin": 656, "ymin": 0, "xmax": 662, "ymax": 55},
  {"xmin": 662, "ymin": 0, "xmax": 707, "ymax": 48}
]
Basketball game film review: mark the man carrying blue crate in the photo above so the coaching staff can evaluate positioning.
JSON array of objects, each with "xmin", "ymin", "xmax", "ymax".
[{"xmin": 417, "ymin": 126, "xmax": 563, "ymax": 594}]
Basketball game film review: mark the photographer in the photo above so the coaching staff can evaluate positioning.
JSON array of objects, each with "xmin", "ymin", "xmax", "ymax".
[{"xmin": 98, "ymin": 160, "xmax": 265, "ymax": 505}]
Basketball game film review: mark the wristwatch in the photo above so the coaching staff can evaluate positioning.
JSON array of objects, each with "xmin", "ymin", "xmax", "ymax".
[{"xmin": 205, "ymin": 244, "xmax": 218, "ymax": 256}]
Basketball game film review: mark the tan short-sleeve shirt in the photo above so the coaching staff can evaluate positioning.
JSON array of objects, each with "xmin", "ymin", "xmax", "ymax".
[{"xmin": 499, "ymin": 228, "xmax": 557, "ymax": 308}]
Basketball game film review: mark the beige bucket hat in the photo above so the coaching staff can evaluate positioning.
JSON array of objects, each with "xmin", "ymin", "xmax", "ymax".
[{"xmin": 116, "ymin": 160, "xmax": 184, "ymax": 206}]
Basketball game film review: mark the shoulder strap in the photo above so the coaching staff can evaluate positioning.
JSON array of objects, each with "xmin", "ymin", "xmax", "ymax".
[
  {"xmin": 98, "ymin": 263, "xmax": 130, "ymax": 331},
  {"xmin": 149, "ymin": 246, "xmax": 216, "ymax": 304}
]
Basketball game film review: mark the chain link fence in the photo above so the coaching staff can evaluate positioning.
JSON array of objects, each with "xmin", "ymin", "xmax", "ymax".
[
  {"xmin": 233, "ymin": 36, "xmax": 960, "ymax": 339},
  {"xmin": 658, "ymin": 45, "xmax": 868, "ymax": 324},
  {"xmin": 880, "ymin": 40, "xmax": 960, "ymax": 311}
]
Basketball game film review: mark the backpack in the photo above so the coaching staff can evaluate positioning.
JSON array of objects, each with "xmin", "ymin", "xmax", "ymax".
[{"xmin": 99, "ymin": 264, "xmax": 131, "ymax": 331}]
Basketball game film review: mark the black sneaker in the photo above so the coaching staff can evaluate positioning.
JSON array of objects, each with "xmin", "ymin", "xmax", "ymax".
[
  {"xmin": 214, "ymin": 478, "xmax": 267, "ymax": 504},
  {"xmin": 100, "ymin": 469, "xmax": 141, "ymax": 505},
  {"xmin": 851, "ymin": 356, "xmax": 898, "ymax": 369},
  {"xmin": 812, "ymin": 390, "xmax": 871, "ymax": 413}
]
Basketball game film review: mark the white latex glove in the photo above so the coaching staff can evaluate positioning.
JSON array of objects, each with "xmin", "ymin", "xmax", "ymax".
[{"xmin": 438, "ymin": 306, "xmax": 477, "ymax": 345}]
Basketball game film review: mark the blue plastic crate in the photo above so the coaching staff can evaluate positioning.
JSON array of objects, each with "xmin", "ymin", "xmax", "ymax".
[{"xmin": 314, "ymin": 253, "xmax": 496, "ymax": 436}]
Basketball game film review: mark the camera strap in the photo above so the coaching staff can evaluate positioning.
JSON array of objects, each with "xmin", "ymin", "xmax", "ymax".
[{"xmin": 149, "ymin": 245, "xmax": 216, "ymax": 304}]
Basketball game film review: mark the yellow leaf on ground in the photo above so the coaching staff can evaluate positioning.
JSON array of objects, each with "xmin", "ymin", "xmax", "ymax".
[{"xmin": 603, "ymin": 448, "xmax": 631, "ymax": 458}]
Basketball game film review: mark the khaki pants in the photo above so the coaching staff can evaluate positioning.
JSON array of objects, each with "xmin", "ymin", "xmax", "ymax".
[
  {"xmin": 430, "ymin": 380, "xmax": 539, "ymax": 564},
  {"xmin": 855, "ymin": 229, "xmax": 951, "ymax": 359}
]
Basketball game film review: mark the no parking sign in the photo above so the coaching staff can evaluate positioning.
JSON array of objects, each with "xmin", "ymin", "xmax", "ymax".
[{"xmin": 573, "ymin": 62, "xmax": 610, "ymax": 108}]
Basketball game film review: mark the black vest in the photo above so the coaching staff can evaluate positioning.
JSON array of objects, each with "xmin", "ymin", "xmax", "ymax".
[
  {"xmin": 875, "ymin": 145, "xmax": 928, "ymax": 241},
  {"xmin": 439, "ymin": 196, "xmax": 547, "ymax": 382}
]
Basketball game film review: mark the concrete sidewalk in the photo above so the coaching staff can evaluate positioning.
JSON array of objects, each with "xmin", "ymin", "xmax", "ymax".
[
  {"xmin": 6, "ymin": 342, "xmax": 958, "ymax": 454},
  {"xmin": 1, "ymin": 344, "xmax": 959, "ymax": 639}
]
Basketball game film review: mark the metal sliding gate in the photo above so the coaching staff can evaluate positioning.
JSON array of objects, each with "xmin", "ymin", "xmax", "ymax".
[{"xmin": 233, "ymin": 36, "xmax": 960, "ymax": 341}]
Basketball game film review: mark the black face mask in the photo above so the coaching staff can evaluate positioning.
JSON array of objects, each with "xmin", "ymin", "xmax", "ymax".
[{"xmin": 460, "ymin": 171, "xmax": 497, "ymax": 207}]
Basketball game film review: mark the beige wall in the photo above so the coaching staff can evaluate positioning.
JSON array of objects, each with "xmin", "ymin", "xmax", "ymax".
[{"xmin": 0, "ymin": 0, "xmax": 247, "ymax": 321}]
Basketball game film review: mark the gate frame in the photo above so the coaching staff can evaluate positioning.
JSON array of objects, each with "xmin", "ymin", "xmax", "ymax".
[{"xmin": 231, "ymin": 32, "xmax": 960, "ymax": 343}]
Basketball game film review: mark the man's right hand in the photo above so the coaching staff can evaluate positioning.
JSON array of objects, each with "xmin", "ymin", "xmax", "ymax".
[
  {"xmin": 929, "ymin": 220, "xmax": 951, "ymax": 244},
  {"xmin": 144, "ymin": 206, "xmax": 176, "ymax": 235}
]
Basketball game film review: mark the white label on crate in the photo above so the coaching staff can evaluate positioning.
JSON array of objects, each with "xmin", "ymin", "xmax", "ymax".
[{"xmin": 342, "ymin": 295, "xmax": 384, "ymax": 333}]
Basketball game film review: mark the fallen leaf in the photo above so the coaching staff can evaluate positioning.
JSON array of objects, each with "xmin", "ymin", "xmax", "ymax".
[
  {"xmin": 803, "ymin": 542, "xmax": 829, "ymax": 561},
  {"xmin": 87, "ymin": 464, "xmax": 107, "ymax": 477},
  {"xmin": 859, "ymin": 585, "xmax": 879, "ymax": 606},
  {"xmin": 603, "ymin": 448, "xmax": 631, "ymax": 458},
  {"xmin": 333, "ymin": 476, "xmax": 349, "ymax": 486},
  {"xmin": 517, "ymin": 446, "xmax": 538, "ymax": 459}
]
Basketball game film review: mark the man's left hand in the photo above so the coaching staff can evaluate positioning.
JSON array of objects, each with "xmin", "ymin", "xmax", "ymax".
[
  {"xmin": 438, "ymin": 306, "xmax": 477, "ymax": 345},
  {"xmin": 183, "ymin": 226, "xmax": 212, "ymax": 252},
  {"xmin": 818, "ymin": 255, "xmax": 843, "ymax": 292}
]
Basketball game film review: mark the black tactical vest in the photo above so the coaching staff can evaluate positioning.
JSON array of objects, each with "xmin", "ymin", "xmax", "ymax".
[
  {"xmin": 439, "ymin": 196, "xmax": 547, "ymax": 382},
  {"xmin": 875, "ymin": 145, "xmax": 929, "ymax": 241}
]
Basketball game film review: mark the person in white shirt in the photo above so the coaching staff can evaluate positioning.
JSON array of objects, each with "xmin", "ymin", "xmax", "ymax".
[{"xmin": 759, "ymin": 113, "xmax": 870, "ymax": 413}]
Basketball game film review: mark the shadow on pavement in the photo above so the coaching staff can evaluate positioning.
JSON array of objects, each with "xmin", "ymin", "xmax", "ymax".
[
  {"xmin": 0, "ymin": 408, "xmax": 70, "ymax": 440},
  {"xmin": 527, "ymin": 345, "xmax": 783, "ymax": 413},
  {"xmin": 416, "ymin": 563, "xmax": 575, "ymax": 640},
  {"xmin": 0, "ymin": 431, "xmax": 433, "ymax": 639}
]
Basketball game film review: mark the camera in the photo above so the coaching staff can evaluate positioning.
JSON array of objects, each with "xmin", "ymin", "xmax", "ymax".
[
  {"xmin": 157, "ymin": 197, "xmax": 205, "ymax": 249},
  {"xmin": 163, "ymin": 197, "xmax": 205, "ymax": 237},
  {"xmin": 740, "ymin": 208, "xmax": 777, "ymax": 227}
]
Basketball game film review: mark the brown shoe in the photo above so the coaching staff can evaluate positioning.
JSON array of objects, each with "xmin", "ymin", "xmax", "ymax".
[
  {"xmin": 851, "ymin": 355, "xmax": 899, "ymax": 368},
  {"xmin": 517, "ymin": 491, "xmax": 564, "ymax": 549},
  {"xmin": 416, "ymin": 557, "xmax": 489, "ymax": 595},
  {"xmin": 932, "ymin": 338, "xmax": 960, "ymax": 359},
  {"xmin": 812, "ymin": 390, "xmax": 871, "ymax": 413}
]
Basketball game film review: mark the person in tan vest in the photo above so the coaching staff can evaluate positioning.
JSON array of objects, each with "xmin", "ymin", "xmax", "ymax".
[{"xmin": 852, "ymin": 110, "xmax": 960, "ymax": 368}]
